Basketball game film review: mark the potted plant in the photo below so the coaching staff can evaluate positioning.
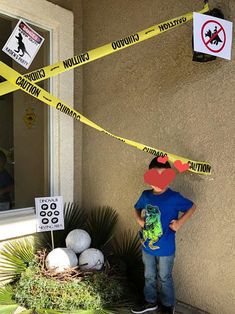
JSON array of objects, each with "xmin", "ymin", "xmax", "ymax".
[{"xmin": 0, "ymin": 204, "xmax": 143, "ymax": 314}]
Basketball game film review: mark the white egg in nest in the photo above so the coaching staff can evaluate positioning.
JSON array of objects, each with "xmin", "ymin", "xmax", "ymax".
[
  {"xmin": 66, "ymin": 229, "xmax": 91, "ymax": 254},
  {"xmin": 79, "ymin": 248, "xmax": 104, "ymax": 271},
  {"xmin": 46, "ymin": 248, "xmax": 78, "ymax": 272}
]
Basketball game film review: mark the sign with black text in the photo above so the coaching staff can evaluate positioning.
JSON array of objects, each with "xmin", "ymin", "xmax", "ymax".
[
  {"xmin": 35, "ymin": 196, "xmax": 64, "ymax": 232},
  {"xmin": 2, "ymin": 19, "xmax": 44, "ymax": 69}
]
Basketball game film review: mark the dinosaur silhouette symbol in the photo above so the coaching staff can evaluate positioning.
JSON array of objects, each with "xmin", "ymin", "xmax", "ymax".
[
  {"xmin": 14, "ymin": 33, "xmax": 31, "ymax": 57},
  {"xmin": 205, "ymin": 26, "xmax": 223, "ymax": 46}
]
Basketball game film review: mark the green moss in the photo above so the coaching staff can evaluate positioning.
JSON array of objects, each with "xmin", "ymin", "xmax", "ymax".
[{"xmin": 14, "ymin": 265, "xmax": 125, "ymax": 311}]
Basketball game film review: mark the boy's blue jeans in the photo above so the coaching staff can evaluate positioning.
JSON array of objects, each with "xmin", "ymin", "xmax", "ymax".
[{"xmin": 142, "ymin": 250, "xmax": 175, "ymax": 306}]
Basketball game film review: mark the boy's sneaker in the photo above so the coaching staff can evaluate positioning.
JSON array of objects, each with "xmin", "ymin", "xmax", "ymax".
[
  {"xmin": 161, "ymin": 305, "xmax": 175, "ymax": 314},
  {"xmin": 131, "ymin": 302, "xmax": 158, "ymax": 313}
]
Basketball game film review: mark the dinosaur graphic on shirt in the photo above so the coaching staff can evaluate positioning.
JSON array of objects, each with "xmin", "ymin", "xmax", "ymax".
[{"xmin": 139, "ymin": 204, "xmax": 163, "ymax": 250}]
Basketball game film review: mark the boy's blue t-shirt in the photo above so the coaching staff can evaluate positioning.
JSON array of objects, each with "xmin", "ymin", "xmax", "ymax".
[{"xmin": 134, "ymin": 188, "xmax": 193, "ymax": 256}]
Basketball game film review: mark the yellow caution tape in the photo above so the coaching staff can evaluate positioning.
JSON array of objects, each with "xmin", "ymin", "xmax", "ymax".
[
  {"xmin": 0, "ymin": 62, "xmax": 211, "ymax": 175},
  {"xmin": 0, "ymin": 3, "xmax": 209, "ymax": 96}
]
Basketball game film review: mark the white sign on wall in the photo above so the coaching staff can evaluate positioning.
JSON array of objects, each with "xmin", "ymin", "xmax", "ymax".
[
  {"xmin": 35, "ymin": 196, "xmax": 64, "ymax": 232},
  {"xmin": 193, "ymin": 12, "xmax": 233, "ymax": 60},
  {"xmin": 2, "ymin": 19, "xmax": 44, "ymax": 69}
]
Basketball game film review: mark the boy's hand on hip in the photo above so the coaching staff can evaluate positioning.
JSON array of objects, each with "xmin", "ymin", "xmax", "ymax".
[{"xmin": 169, "ymin": 219, "xmax": 181, "ymax": 232}]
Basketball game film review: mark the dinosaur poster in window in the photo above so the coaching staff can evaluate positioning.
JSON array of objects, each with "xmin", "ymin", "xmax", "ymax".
[{"xmin": 2, "ymin": 19, "xmax": 44, "ymax": 69}]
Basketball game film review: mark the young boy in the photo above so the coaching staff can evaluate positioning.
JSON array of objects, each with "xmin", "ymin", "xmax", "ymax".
[{"xmin": 131, "ymin": 157, "xmax": 196, "ymax": 314}]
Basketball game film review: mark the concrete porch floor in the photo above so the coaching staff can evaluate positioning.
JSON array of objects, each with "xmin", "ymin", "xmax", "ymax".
[
  {"xmin": 121, "ymin": 300, "xmax": 210, "ymax": 314},
  {"xmin": 14, "ymin": 301, "xmax": 210, "ymax": 314},
  {"xmin": 174, "ymin": 300, "xmax": 209, "ymax": 314}
]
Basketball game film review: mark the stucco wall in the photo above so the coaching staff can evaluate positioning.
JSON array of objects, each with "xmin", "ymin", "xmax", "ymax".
[{"xmin": 81, "ymin": 1, "xmax": 235, "ymax": 313}]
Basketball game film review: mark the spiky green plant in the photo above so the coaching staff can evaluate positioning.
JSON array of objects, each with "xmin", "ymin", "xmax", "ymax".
[
  {"xmin": 85, "ymin": 206, "xmax": 118, "ymax": 249},
  {"xmin": 0, "ymin": 304, "xmax": 19, "ymax": 314},
  {"xmin": 0, "ymin": 285, "xmax": 15, "ymax": 305},
  {"xmin": 0, "ymin": 238, "xmax": 35, "ymax": 283},
  {"xmin": 110, "ymin": 230, "xmax": 144, "ymax": 293},
  {"xmin": 36, "ymin": 202, "xmax": 87, "ymax": 249}
]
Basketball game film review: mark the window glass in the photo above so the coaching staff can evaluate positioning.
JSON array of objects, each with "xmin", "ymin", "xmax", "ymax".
[{"xmin": 0, "ymin": 14, "xmax": 50, "ymax": 211}]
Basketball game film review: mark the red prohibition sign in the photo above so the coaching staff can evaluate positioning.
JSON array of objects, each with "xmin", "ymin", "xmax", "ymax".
[{"xmin": 201, "ymin": 20, "xmax": 226, "ymax": 53}]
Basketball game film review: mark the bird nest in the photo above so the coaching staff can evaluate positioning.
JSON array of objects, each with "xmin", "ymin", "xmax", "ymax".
[
  {"xmin": 35, "ymin": 250, "xmax": 87, "ymax": 282},
  {"xmin": 35, "ymin": 250, "xmax": 112, "ymax": 282}
]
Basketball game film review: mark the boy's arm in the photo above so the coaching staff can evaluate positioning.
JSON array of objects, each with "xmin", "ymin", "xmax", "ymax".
[
  {"xmin": 134, "ymin": 209, "xmax": 145, "ymax": 228},
  {"xmin": 169, "ymin": 203, "xmax": 196, "ymax": 231}
]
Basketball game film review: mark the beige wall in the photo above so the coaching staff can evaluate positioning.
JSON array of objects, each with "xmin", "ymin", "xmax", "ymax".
[{"xmin": 80, "ymin": 1, "xmax": 235, "ymax": 314}]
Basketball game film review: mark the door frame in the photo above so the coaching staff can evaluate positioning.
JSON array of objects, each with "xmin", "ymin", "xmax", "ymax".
[{"xmin": 0, "ymin": 0, "xmax": 74, "ymax": 240}]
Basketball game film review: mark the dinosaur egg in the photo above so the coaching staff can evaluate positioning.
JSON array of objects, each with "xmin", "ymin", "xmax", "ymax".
[
  {"xmin": 66, "ymin": 229, "xmax": 91, "ymax": 253},
  {"xmin": 79, "ymin": 248, "xmax": 104, "ymax": 271},
  {"xmin": 45, "ymin": 248, "xmax": 78, "ymax": 272}
]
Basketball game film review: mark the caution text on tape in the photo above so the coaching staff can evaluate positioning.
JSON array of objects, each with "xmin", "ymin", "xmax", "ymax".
[{"xmin": 0, "ymin": 62, "xmax": 211, "ymax": 175}]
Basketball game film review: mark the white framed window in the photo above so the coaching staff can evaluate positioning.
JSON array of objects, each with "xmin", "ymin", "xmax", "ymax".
[{"xmin": 0, "ymin": 0, "xmax": 74, "ymax": 241}]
